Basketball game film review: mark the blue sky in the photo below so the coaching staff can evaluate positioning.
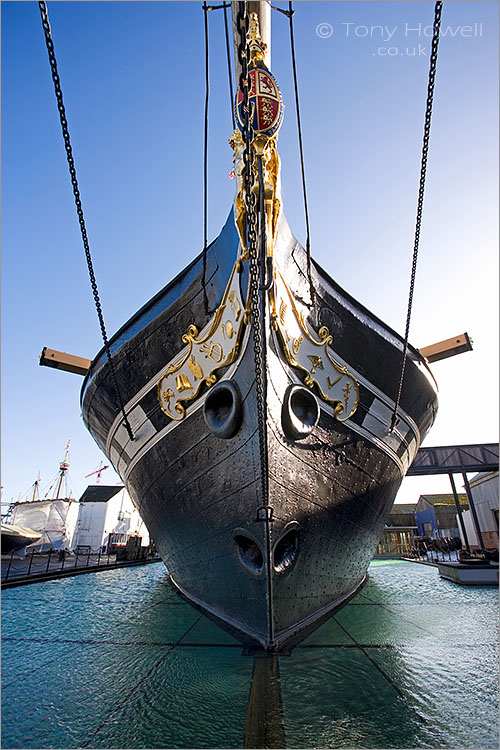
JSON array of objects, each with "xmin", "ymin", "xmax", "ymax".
[{"xmin": 1, "ymin": 1, "xmax": 498, "ymax": 506}]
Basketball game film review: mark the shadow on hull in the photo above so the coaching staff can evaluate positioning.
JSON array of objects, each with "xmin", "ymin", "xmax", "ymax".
[{"xmin": 81, "ymin": 209, "xmax": 438, "ymax": 651}]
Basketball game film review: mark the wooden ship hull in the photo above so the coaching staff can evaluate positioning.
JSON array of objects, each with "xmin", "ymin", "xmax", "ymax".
[{"xmin": 81, "ymin": 206, "xmax": 437, "ymax": 650}]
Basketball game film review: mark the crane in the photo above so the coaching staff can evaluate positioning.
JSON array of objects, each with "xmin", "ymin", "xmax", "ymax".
[{"xmin": 85, "ymin": 462, "xmax": 109, "ymax": 484}]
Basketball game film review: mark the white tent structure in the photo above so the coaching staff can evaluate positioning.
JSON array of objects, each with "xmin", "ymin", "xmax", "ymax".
[
  {"xmin": 3, "ymin": 441, "xmax": 150, "ymax": 556},
  {"xmin": 8, "ymin": 497, "xmax": 79, "ymax": 553}
]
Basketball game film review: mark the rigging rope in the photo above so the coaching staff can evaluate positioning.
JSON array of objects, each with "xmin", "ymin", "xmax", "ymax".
[
  {"xmin": 223, "ymin": 2, "xmax": 236, "ymax": 131},
  {"xmin": 38, "ymin": 1, "xmax": 134, "ymax": 442},
  {"xmin": 201, "ymin": 1, "xmax": 234, "ymax": 312},
  {"xmin": 287, "ymin": 1, "xmax": 316, "ymax": 305},
  {"xmin": 202, "ymin": 1, "xmax": 210, "ymax": 314},
  {"xmin": 390, "ymin": 0, "xmax": 443, "ymax": 432}
]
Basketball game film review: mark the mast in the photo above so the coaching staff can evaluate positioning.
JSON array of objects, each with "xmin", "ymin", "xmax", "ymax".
[
  {"xmin": 232, "ymin": 1, "xmax": 271, "ymax": 81},
  {"xmin": 32, "ymin": 472, "xmax": 41, "ymax": 502},
  {"xmin": 55, "ymin": 438, "xmax": 71, "ymax": 500}
]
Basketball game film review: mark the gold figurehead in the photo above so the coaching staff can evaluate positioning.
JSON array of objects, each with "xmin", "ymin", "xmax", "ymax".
[{"xmin": 230, "ymin": 13, "xmax": 282, "ymax": 259}]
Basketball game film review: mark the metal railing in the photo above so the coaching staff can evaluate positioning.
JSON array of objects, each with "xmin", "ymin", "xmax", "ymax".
[
  {"xmin": 374, "ymin": 536, "xmax": 468, "ymax": 563},
  {"xmin": 404, "ymin": 537, "xmax": 463, "ymax": 564},
  {"xmin": 374, "ymin": 541, "xmax": 415, "ymax": 557},
  {"xmin": 1, "ymin": 547, "xmax": 160, "ymax": 583}
]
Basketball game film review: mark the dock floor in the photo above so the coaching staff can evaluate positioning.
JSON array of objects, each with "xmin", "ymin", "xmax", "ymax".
[{"xmin": 1, "ymin": 558, "xmax": 498, "ymax": 749}]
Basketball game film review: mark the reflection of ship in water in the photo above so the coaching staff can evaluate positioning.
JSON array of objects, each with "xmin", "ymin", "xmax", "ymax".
[{"xmin": 78, "ymin": 2, "xmax": 438, "ymax": 651}]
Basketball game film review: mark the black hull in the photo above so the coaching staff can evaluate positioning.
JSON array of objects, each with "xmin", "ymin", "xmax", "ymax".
[{"xmin": 81, "ymin": 210, "xmax": 438, "ymax": 650}]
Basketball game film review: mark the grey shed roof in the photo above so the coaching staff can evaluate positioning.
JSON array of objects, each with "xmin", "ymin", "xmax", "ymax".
[{"xmin": 78, "ymin": 485, "xmax": 124, "ymax": 504}]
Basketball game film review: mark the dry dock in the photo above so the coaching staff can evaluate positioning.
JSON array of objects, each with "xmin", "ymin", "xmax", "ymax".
[{"xmin": 1, "ymin": 558, "xmax": 498, "ymax": 749}]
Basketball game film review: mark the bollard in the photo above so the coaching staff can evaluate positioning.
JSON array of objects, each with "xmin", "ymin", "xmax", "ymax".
[
  {"xmin": 74, "ymin": 552, "xmax": 79, "ymax": 569},
  {"xmin": 46, "ymin": 550, "xmax": 52, "ymax": 573}
]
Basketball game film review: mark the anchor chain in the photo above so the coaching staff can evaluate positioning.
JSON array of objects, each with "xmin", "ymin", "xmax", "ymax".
[
  {"xmin": 38, "ymin": 1, "xmax": 134, "ymax": 442},
  {"xmin": 391, "ymin": 0, "xmax": 443, "ymax": 431},
  {"xmin": 236, "ymin": 3, "xmax": 269, "ymax": 506}
]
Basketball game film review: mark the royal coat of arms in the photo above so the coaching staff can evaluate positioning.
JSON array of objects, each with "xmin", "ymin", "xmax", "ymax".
[{"xmin": 235, "ymin": 65, "xmax": 284, "ymax": 137}]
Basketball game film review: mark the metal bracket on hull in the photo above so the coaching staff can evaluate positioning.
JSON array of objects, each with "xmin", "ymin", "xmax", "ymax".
[{"xmin": 255, "ymin": 505, "xmax": 274, "ymax": 522}]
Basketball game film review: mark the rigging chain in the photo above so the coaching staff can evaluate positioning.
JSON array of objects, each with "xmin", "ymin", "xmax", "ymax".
[
  {"xmin": 38, "ymin": 1, "xmax": 134, "ymax": 442},
  {"xmin": 236, "ymin": 2, "xmax": 269, "ymax": 508},
  {"xmin": 391, "ymin": 0, "xmax": 443, "ymax": 432}
]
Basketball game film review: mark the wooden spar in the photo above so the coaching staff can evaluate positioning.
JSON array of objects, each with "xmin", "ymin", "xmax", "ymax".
[
  {"xmin": 419, "ymin": 332, "xmax": 473, "ymax": 363},
  {"xmin": 39, "ymin": 347, "xmax": 90, "ymax": 376},
  {"xmin": 244, "ymin": 655, "xmax": 285, "ymax": 748},
  {"xmin": 231, "ymin": 0, "xmax": 271, "ymax": 82}
]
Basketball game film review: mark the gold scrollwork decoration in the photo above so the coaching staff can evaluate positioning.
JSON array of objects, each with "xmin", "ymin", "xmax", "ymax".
[
  {"xmin": 157, "ymin": 261, "xmax": 249, "ymax": 421},
  {"xmin": 270, "ymin": 270, "xmax": 359, "ymax": 422}
]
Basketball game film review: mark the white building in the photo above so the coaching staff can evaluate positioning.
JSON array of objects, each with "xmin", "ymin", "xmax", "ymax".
[
  {"xmin": 7, "ymin": 486, "xmax": 150, "ymax": 554},
  {"xmin": 75, "ymin": 485, "xmax": 150, "ymax": 552},
  {"xmin": 457, "ymin": 471, "xmax": 499, "ymax": 551}
]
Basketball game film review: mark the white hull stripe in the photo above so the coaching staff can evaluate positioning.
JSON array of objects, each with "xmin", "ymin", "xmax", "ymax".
[
  {"xmin": 108, "ymin": 345, "xmax": 417, "ymax": 484},
  {"xmin": 115, "ymin": 328, "xmax": 252, "ymax": 480}
]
